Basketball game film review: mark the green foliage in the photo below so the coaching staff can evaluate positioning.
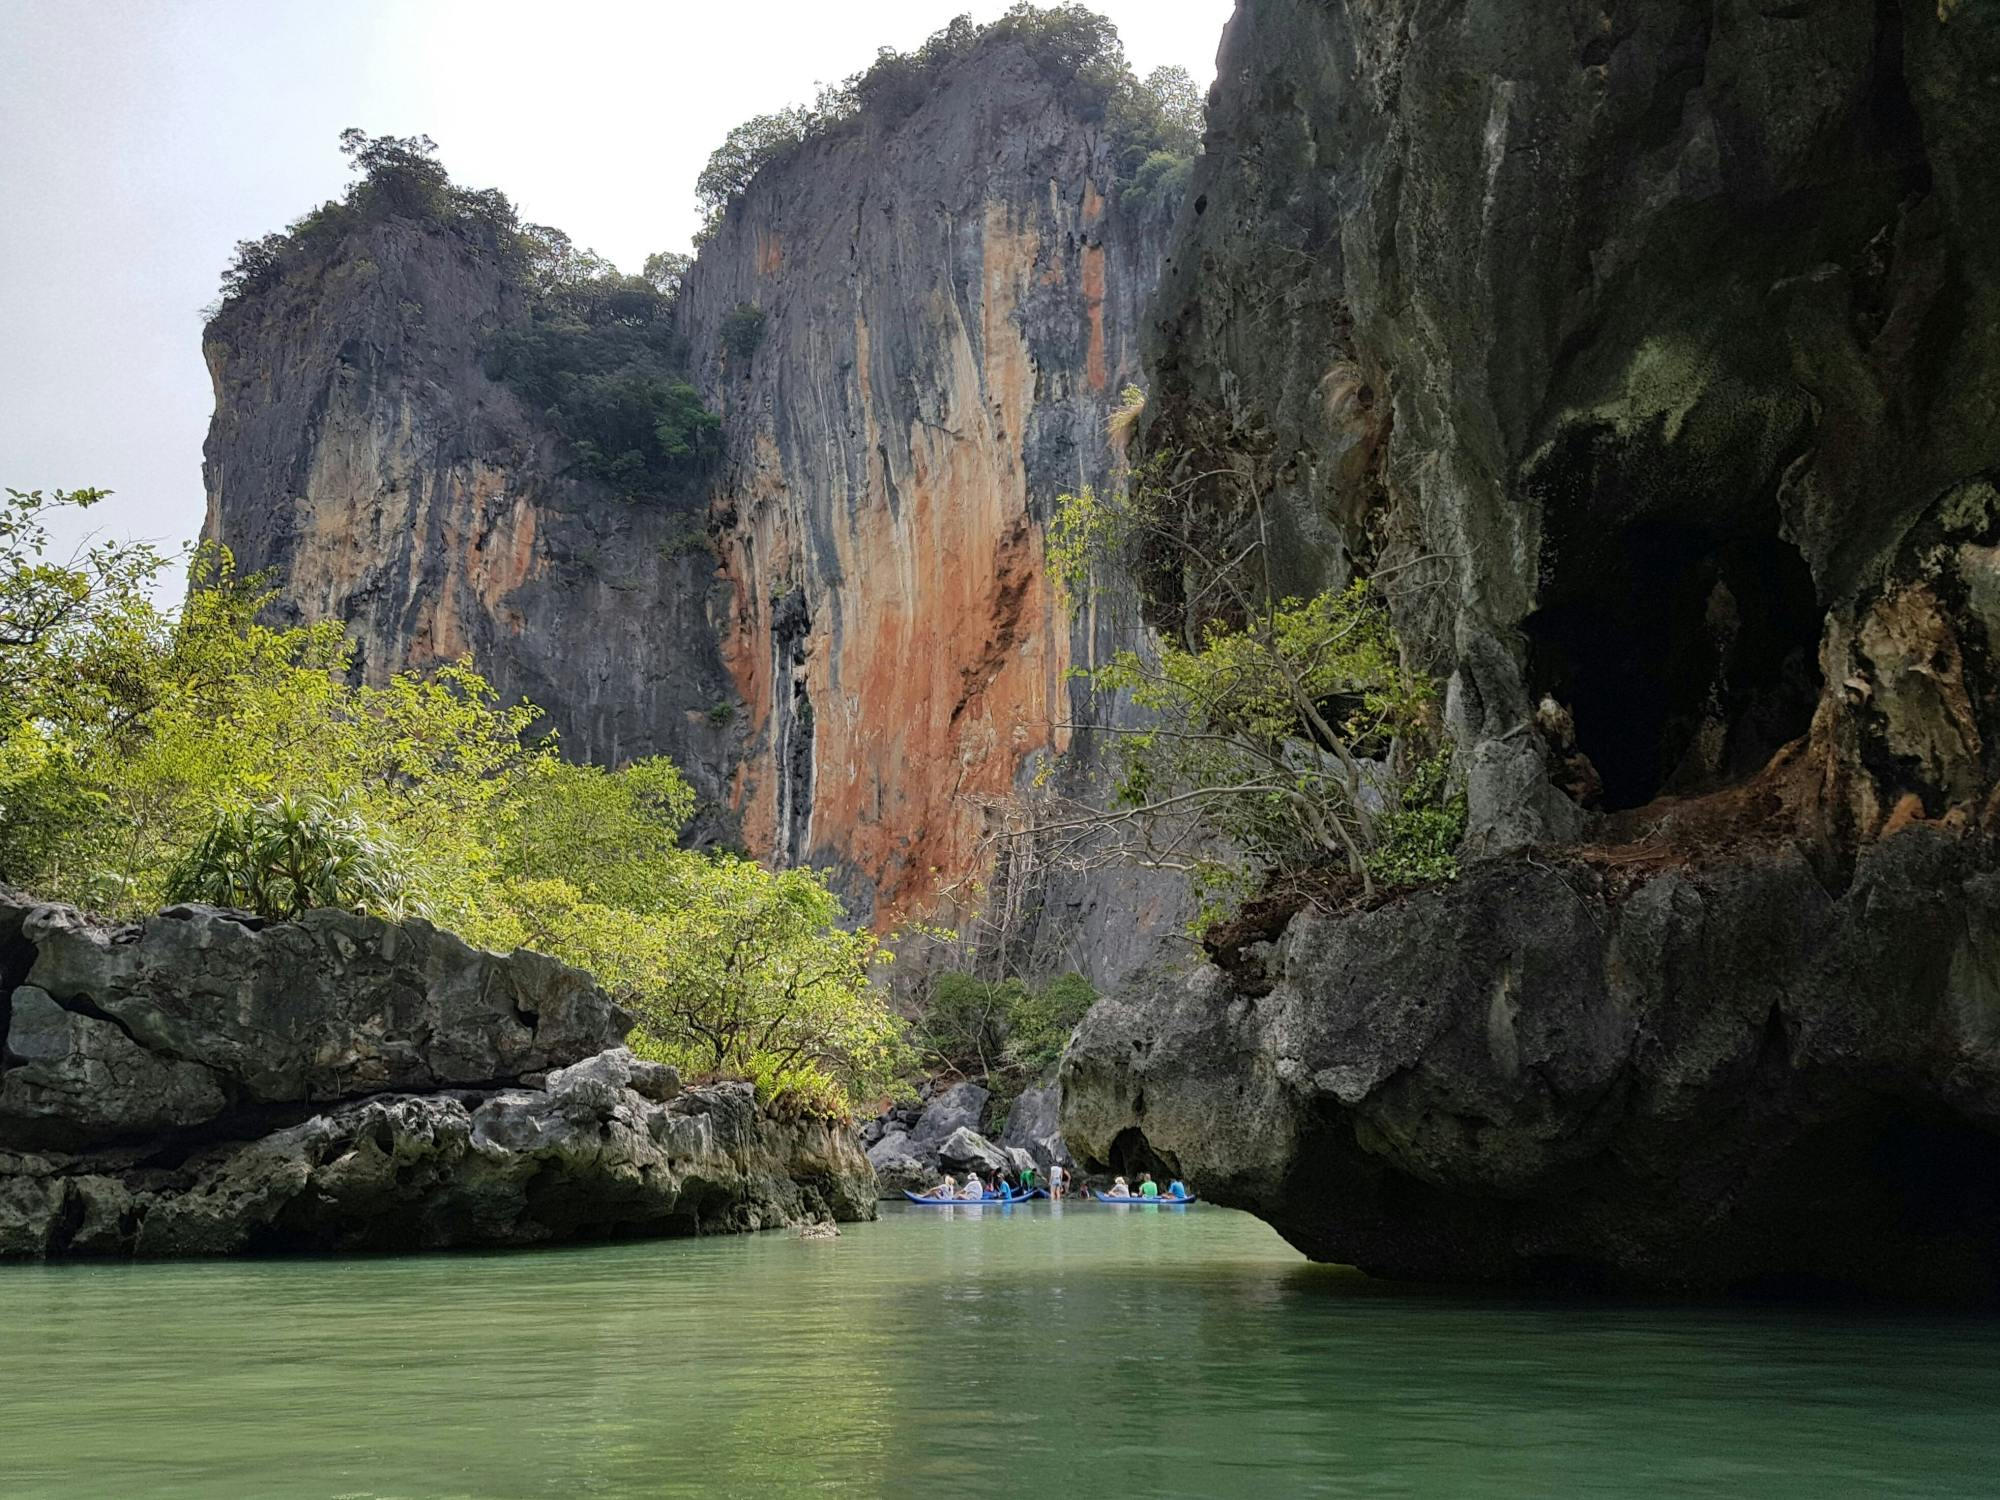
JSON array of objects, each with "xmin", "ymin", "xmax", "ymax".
[
  {"xmin": 640, "ymin": 250, "xmax": 693, "ymax": 300},
  {"xmin": 501, "ymin": 864, "xmax": 900, "ymax": 1120},
  {"xmin": 215, "ymin": 131, "xmax": 521, "ymax": 306},
  {"xmin": 165, "ymin": 794, "xmax": 418, "ymax": 921},
  {"xmin": 659, "ymin": 519, "xmax": 715, "ymax": 561},
  {"xmin": 1120, "ymin": 149, "xmax": 1195, "ymax": 212},
  {"xmin": 719, "ymin": 303, "xmax": 768, "ymax": 362},
  {"xmin": 1366, "ymin": 753, "xmax": 1468, "ymax": 887},
  {"xmin": 483, "ymin": 249, "xmax": 719, "ymax": 498},
  {"xmin": 690, "ymin": 6, "xmax": 1205, "ymax": 230},
  {"xmin": 0, "ymin": 488, "xmax": 900, "ymax": 1117},
  {"xmin": 910, "ymin": 969, "xmax": 1094, "ymax": 1098},
  {"xmin": 695, "ymin": 109, "xmax": 814, "ymax": 225},
  {"xmin": 1045, "ymin": 462, "xmax": 1459, "ymax": 924}
]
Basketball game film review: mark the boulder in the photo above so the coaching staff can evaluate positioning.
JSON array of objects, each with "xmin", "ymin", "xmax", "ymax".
[
  {"xmin": 0, "ymin": 987, "xmax": 227, "ymax": 1148},
  {"xmin": 1000, "ymin": 1084, "xmax": 1069, "ymax": 1174},
  {"xmin": 865, "ymin": 1130, "xmax": 935, "ymax": 1197},
  {"xmin": 908, "ymin": 1080, "xmax": 988, "ymax": 1147},
  {"xmin": 1064, "ymin": 831, "xmax": 2000, "ymax": 1303},
  {"xmin": 935, "ymin": 1125, "xmax": 1010, "ymax": 1179},
  {"xmin": 0, "ymin": 894, "xmax": 628, "ymax": 1147},
  {"xmin": 1, "ymin": 1053, "xmax": 875, "ymax": 1258},
  {"xmin": 0, "ymin": 885, "xmax": 879, "ymax": 1258}
]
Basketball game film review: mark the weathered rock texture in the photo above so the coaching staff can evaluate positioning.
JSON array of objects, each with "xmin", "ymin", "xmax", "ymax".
[
  {"xmin": 203, "ymin": 43, "xmax": 1185, "ymax": 980},
  {"xmin": 1148, "ymin": 0, "xmax": 1999, "ymax": 850},
  {"xmin": 0, "ymin": 895, "xmax": 874, "ymax": 1256},
  {"xmin": 1068, "ymin": 828, "xmax": 2000, "ymax": 1302},
  {"xmin": 1070, "ymin": 0, "xmax": 2000, "ymax": 1299},
  {"xmin": 684, "ymin": 43, "xmax": 1175, "ymax": 937},
  {"xmin": 202, "ymin": 220, "xmax": 740, "ymax": 802}
]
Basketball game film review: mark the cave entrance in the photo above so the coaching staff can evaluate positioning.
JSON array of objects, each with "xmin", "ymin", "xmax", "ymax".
[{"xmin": 1525, "ymin": 508, "xmax": 1823, "ymax": 813}]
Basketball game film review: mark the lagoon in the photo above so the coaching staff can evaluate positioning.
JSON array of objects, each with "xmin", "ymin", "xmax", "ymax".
[{"xmin": 5, "ymin": 1202, "xmax": 1997, "ymax": 1497}]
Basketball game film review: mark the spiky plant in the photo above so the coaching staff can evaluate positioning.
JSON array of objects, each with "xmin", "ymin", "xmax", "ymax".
[{"xmin": 165, "ymin": 794, "xmax": 420, "ymax": 921}]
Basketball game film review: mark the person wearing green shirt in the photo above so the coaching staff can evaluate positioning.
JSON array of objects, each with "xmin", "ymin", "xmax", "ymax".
[
  {"xmin": 1020, "ymin": 1164, "xmax": 1038, "ymax": 1193},
  {"xmin": 1138, "ymin": 1173, "xmax": 1160, "ymax": 1199}
]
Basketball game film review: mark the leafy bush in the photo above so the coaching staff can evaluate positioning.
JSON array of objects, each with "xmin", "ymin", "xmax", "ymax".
[
  {"xmin": 1366, "ymin": 754, "xmax": 1468, "ymax": 887},
  {"xmin": 215, "ymin": 131, "xmax": 522, "ymax": 307},
  {"xmin": 1121, "ymin": 149, "xmax": 1194, "ymax": 212},
  {"xmin": 0, "ymin": 490, "xmax": 901, "ymax": 1116},
  {"xmin": 483, "ymin": 238, "xmax": 719, "ymax": 498},
  {"xmin": 1038, "ymin": 456, "xmax": 1460, "ymax": 925},
  {"xmin": 911, "ymin": 969, "xmax": 1095, "ymax": 1093},
  {"xmin": 165, "ymin": 794, "xmax": 418, "ymax": 921}
]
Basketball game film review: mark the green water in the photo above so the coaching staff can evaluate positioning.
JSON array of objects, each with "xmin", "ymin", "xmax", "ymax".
[{"xmin": 4, "ymin": 1202, "xmax": 1998, "ymax": 1498}]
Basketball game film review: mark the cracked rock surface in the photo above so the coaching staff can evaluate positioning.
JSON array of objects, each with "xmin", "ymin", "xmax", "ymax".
[{"xmin": 0, "ymin": 893, "xmax": 875, "ymax": 1256}]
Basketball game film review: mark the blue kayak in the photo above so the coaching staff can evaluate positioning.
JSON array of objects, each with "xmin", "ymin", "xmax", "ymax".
[
  {"xmin": 1092, "ymin": 1191, "xmax": 1196, "ymax": 1205},
  {"xmin": 902, "ymin": 1190, "xmax": 1030, "ymax": 1206}
]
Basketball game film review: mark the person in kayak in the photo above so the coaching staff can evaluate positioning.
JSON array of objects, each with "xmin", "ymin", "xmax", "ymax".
[
  {"xmin": 930, "ymin": 1174, "xmax": 958, "ymax": 1198},
  {"xmin": 1107, "ymin": 1176, "xmax": 1132, "ymax": 1198},
  {"xmin": 958, "ymin": 1174, "xmax": 987, "ymax": 1200},
  {"xmin": 1166, "ymin": 1178, "xmax": 1190, "ymax": 1200},
  {"xmin": 1138, "ymin": 1174, "xmax": 1161, "ymax": 1199}
]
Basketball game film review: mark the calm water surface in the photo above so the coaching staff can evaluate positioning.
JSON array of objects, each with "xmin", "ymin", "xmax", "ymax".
[{"xmin": 3, "ymin": 1201, "xmax": 1996, "ymax": 1498}]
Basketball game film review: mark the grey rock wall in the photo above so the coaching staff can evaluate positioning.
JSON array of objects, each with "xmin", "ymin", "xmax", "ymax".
[
  {"xmin": 1070, "ymin": 0, "xmax": 2000, "ymax": 1300},
  {"xmin": 0, "ymin": 893, "xmax": 874, "ymax": 1256}
]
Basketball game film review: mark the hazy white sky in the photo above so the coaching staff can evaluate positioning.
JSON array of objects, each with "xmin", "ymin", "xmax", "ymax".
[{"xmin": 0, "ymin": 0, "xmax": 1231, "ymax": 575}]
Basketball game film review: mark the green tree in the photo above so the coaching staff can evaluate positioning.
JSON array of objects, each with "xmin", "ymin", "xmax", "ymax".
[
  {"xmin": 641, "ymin": 250, "xmax": 693, "ymax": 301},
  {"xmin": 694, "ymin": 108, "xmax": 811, "ymax": 225},
  {"xmin": 0, "ymin": 507, "xmax": 903, "ymax": 1117}
]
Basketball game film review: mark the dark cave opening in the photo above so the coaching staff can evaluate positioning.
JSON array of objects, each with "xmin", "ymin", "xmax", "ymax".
[
  {"xmin": 1099, "ymin": 1125, "xmax": 1182, "ymax": 1186},
  {"xmin": 1525, "ymin": 511, "xmax": 1824, "ymax": 813},
  {"xmin": 1728, "ymin": 1108, "xmax": 2000, "ymax": 1304}
]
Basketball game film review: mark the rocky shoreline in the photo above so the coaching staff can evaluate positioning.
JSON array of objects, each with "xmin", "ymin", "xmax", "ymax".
[{"xmin": 0, "ymin": 894, "xmax": 875, "ymax": 1256}]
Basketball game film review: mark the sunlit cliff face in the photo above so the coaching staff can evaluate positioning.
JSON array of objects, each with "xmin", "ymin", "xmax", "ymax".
[{"xmin": 684, "ymin": 54, "xmax": 1168, "ymax": 927}]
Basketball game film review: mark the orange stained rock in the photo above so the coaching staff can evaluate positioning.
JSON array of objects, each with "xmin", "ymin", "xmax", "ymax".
[
  {"xmin": 1082, "ymin": 243, "xmax": 1108, "ymax": 393},
  {"xmin": 715, "ymin": 201, "xmax": 1082, "ymax": 928}
]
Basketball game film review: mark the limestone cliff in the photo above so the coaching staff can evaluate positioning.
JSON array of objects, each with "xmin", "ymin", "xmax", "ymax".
[
  {"xmin": 681, "ymin": 40, "xmax": 1175, "ymax": 938},
  {"xmin": 204, "ymin": 44, "xmax": 1179, "ymax": 969},
  {"xmin": 203, "ymin": 220, "xmax": 740, "ymax": 801},
  {"xmin": 1067, "ymin": 0, "xmax": 2000, "ymax": 1300}
]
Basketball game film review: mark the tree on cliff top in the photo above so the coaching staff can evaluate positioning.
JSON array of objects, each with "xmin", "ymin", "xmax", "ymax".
[
  {"xmin": 692, "ymin": 4, "xmax": 1204, "ymax": 233},
  {"xmin": 214, "ymin": 131, "xmax": 722, "ymax": 504}
]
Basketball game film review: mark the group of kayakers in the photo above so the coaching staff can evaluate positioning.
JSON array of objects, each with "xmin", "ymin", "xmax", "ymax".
[
  {"xmin": 921, "ymin": 1165, "xmax": 1190, "ymax": 1201},
  {"xmin": 925, "ymin": 1162, "xmax": 1075, "ymax": 1201},
  {"xmin": 1104, "ymin": 1172, "xmax": 1190, "ymax": 1201}
]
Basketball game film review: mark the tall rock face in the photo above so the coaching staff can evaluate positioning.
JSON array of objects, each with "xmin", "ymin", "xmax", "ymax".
[
  {"xmin": 203, "ymin": 219, "xmax": 740, "ymax": 801},
  {"xmin": 1147, "ymin": 0, "xmax": 1999, "ymax": 851},
  {"xmin": 681, "ymin": 42, "xmax": 1174, "ymax": 931},
  {"xmin": 1068, "ymin": 0, "xmax": 2000, "ymax": 1299},
  {"xmin": 204, "ymin": 44, "xmax": 1179, "ymax": 967}
]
